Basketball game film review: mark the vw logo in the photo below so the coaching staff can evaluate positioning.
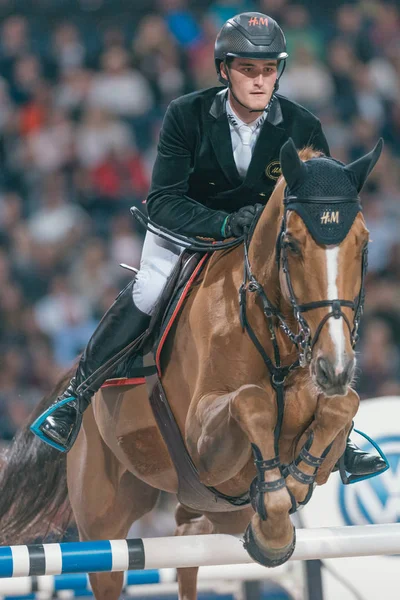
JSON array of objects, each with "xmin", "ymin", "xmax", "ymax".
[{"xmin": 339, "ymin": 435, "xmax": 400, "ymax": 527}]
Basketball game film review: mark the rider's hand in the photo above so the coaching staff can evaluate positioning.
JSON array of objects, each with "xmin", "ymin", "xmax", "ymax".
[{"xmin": 222, "ymin": 204, "xmax": 262, "ymax": 238}]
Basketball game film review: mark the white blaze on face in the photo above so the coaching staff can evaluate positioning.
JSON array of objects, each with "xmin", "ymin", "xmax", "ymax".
[{"xmin": 325, "ymin": 246, "xmax": 345, "ymax": 372}]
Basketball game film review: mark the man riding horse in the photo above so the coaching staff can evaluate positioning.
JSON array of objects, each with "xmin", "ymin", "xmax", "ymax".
[{"xmin": 31, "ymin": 12, "xmax": 386, "ymax": 480}]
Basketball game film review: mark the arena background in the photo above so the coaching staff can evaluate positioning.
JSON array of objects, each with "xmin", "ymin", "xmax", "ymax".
[{"xmin": 0, "ymin": 0, "xmax": 399, "ymax": 571}]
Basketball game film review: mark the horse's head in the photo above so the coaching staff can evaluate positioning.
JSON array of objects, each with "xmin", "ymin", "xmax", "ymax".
[{"xmin": 278, "ymin": 138, "xmax": 383, "ymax": 396}]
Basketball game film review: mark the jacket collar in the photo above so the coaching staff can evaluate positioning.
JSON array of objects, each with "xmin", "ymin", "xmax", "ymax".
[{"xmin": 209, "ymin": 88, "xmax": 283, "ymax": 127}]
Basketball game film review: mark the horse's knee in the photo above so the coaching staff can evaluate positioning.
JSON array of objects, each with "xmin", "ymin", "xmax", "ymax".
[
  {"xmin": 229, "ymin": 384, "xmax": 276, "ymax": 425},
  {"xmin": 175, "ymin": 503, "xmax": 202, "ymax": 527}
]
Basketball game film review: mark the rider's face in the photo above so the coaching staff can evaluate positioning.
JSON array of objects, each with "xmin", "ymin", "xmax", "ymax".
[{"xmin": 221, "ymin": 58, "xmax": 278, "ymax": 116}]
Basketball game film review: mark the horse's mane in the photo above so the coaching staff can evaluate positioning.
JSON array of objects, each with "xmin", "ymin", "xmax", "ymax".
[{"xmin": 298, "ymin": 146, "xmax": 324, "ymax": 161}]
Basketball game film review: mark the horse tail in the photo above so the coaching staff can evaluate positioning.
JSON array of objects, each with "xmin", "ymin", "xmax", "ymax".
[{"xmin": 0, "ymin": 367, "xmax": 76, "ymax": 544}]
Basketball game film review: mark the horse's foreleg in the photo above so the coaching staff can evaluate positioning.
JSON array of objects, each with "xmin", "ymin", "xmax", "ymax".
[
  {"xmin": 189, "ymin": 384, "xmax": 294, "ymax": 567},
  {"xmin": 174, "ymin": 504, "xmax": 213, "ymax": 600},
  {"xmin": 285, "ymin": 389, "xmax": 359, "ymax": 506},
  {"xmin": 228, "ymin": 384, "xmax": 295, "ymax": 566},
  {"xmin": 174, "ymin": 504, "xmax": 255, "ymax": 600}
]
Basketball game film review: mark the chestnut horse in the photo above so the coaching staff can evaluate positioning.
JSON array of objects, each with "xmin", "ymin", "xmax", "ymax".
[{"xmin": 0, "ymin": 139, "xmax": 382, "ymax": 600}]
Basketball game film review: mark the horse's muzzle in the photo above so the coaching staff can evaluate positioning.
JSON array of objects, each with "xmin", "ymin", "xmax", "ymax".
[{"xmin": 313, "ymin": 356, "xmax": 355, "ymax": 397}]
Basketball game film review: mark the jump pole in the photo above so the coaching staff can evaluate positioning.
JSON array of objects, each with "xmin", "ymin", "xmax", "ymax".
[
  {"xmin": 0, "ymin": 563, "xmax": 295, "ymax": 595},
  {"xmin": 0, "ymin": 524, "xmax": 399, "ymax": 578}
]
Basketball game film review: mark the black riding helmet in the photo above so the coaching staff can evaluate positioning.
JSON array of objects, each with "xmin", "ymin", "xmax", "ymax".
[{"xmin": 214, "ymin": 12, "xmax": 288, "ymax": 96}]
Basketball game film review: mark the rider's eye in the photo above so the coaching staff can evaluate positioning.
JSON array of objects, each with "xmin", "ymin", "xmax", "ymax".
[{"xmin": 283, "ymin": 238, "xmax": 301, "ymax": 256}]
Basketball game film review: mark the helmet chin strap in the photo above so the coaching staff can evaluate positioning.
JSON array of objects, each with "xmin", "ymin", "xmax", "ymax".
[{"xmin": 223, "ymin": 59, "xmax": 286, "ymax": 115}]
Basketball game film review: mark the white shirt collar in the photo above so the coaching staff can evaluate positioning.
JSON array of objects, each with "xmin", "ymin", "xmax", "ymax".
[{"xmin": 226, "ymin": 98, "xmax": 266, "ymax": 132}]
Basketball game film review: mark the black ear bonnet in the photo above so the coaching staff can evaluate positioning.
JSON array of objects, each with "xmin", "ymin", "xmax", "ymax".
[
  {"xmin": 279, "ymin": 137, "xmax": 383, "ymax": 245},
  {"xmin": 284, "ymin": 157, "xmax": 361, "ymax": 245}
]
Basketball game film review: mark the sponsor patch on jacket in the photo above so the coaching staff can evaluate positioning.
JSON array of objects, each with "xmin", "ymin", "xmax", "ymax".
[{"xmin": 265, "ymin": 161, "xmax": 281, "ymax": 180}]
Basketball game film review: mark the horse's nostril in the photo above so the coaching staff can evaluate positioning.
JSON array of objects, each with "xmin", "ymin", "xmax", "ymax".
[
  {"xmin": 315, "ymin": 355, "xmax": 354, "ymax": 394},
  {"xmin": 316, "ymin": 357, "xmax": 331, "ymax": 382},
  {"xmin": 344, "ymin": 358, "xmax": 355, "ymax": 380}
]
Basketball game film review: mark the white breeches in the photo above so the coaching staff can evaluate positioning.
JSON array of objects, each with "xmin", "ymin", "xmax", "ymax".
[{"xmin": 132, "ymin": 230, "xmax": 184, "ymax": 315}]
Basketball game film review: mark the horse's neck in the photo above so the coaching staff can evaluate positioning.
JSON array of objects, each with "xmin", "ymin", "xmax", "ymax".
[
  {"xmin": 248, "ymin": 191, "xmax": 282, "ymax": 299},
  {"xmin": 247, "ymin": 188, "xmax": 297, "ymax": 359}
]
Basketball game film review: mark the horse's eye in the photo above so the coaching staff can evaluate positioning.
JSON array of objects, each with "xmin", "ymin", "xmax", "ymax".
[{"xmin": 283, "ymin": 238, "xmax": 301, "ymax": 256}]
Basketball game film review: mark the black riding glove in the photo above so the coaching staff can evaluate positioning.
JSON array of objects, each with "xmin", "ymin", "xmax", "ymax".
[{"xmin": 222, "ymin": 204, "xmax": 262, "ymax": 238}]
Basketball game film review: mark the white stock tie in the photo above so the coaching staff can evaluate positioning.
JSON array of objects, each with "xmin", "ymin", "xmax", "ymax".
[{"xmin": 235, "ymin": 125, "xmax": 253, "ymax": 179}]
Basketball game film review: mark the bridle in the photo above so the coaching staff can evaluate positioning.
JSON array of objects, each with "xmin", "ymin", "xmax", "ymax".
[
  {"xmin": 239, "ymin": 191, "xmax": 370, "ymax": 529},
  {"xmin": 240, "ymin": 191, "xmax": 368, "ymax": 372}
]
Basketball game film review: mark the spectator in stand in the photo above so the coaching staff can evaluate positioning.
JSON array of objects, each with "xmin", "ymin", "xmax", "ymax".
[
  {"xmin": 87, "ymin": 45, "xmax": 155, "ymax": 149},
  {"xmin": 24, "ymin": 107, "xmax": 75, "ymax": 174},
  {"xmin": 27, "ymin": 172, "xmax": 89, "ymax": 251},
  {"xmin": 334, "ymin": 4, "xmax": 373, "ymax": 64},
  {"xmin": 369, "ymin": 3, "xmax": 400, "ymax": 58},
  {"xmin": 54, "ymin": 67, "xmax": 93, "ymax": 115},
  {"xmin": 133, "ymin": 14, "xmax": 189, "ymax": 109},
  {"xmin": 76, "ymin": 107, "xmax": 133, "ymax": 169},
  {"xmin": 282, "ymin": 4, "xmax": 324, "ymax": 60},
  {"xmin": 0, "ymin": 16, "xmax": 30, "ymax": 83},
  {"xmin": 382, "ymin": 102, "xmax": 400, "ymax": 157},
  {"xmin": 158, "ymin": 0, "xmax": 203, "ymax": 50},
  {"xmin": 258, "ymin": 0, "xmax": 287, "ymax": 22},
  {"xmin": 33, "ymin": 273, "xmax": 95, "ymax": 357},
  {"xmin": 10, "ymin": 53, "xmax": 44, "ymax": 105},
  {"xmin": 88, "ymin": 46, "xmax": 151, "ymax": 119},
  {"xmin": 278, "ymin": 45, "xmax": 334, "ymax": 112},
  {"xmin": 327, "ymin": 40, "xmax": 359, "ymax": 122},
  {"xmin": 188, "ymin": 15, "xmax": 220, "ymax": 89},
  {"xmin": 357, "ymin": 317, "xmax": 400, "ymax": 399},
  {"xmin": 51, "ymin": 22, "xmax": 87, "ymax": 74},
  {"xmin": 69, "ymin": 238, "xmax": 116, "ymax": 311},
  {"xmin": 207, "ymin": 0, "xmax": 254, "ymax": 29}
]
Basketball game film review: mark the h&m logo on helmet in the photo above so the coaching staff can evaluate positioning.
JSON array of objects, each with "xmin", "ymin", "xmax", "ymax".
[
  {"xmin": 320, "ymin": 211, "xmax": 339, "ymax": 225},
  {"xmin": 248, "ymin": 16, "xmax": 269, "ymax": 26}
]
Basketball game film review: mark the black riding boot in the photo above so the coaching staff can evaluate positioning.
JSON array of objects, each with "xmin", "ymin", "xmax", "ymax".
[
  {"xmin": 30, "ymin": 281, "xmax": 151, "ymax": 452},
  {"xmin": 343, "ymin": 437, "xmax": 387, "ymax": 477}
]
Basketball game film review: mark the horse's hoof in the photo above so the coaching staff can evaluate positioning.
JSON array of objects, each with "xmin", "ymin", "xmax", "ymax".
[{"xmin": 243, "ymin": 522, "xmax": 296, "ymax": 567}]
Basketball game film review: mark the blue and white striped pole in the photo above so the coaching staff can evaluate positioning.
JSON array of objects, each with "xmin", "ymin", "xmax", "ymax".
[
  {"xmin": 0, "ymin": 540, "xmax": 145, "ymax": 578},
  {"xmin": 0, "ymin": 565, "xmax": 295, "ymax": 599},
  {"xmin": 0, "ymin": 563, "xmax": 292, "ymax": 596},
  {"xmin": 1, "ymin": 525, "xmax": 400, "ymax": 579},
  {"xmin": 0, "ymin": 569, "xmax": 176, "ymax": 596},
  {"xmin": 0, "ymin": 535, "xmax": 251, "ymax": 579}
]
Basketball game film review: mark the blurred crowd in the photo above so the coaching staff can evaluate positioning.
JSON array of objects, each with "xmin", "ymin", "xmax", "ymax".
[{"xmin": 0, "ymin": 0, "xmax": 399, "ymax": 445}]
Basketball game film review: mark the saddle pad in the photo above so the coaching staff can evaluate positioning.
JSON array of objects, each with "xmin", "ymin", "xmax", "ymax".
[{"xmin": 102, "ymin": 252, "xmax": 209, "ymax": 387}]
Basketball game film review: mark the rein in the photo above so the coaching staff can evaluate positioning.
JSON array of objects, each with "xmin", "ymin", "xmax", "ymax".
[{"xmin": 130, "ymin": 207, "xmax": 245, "ymax": 253}]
